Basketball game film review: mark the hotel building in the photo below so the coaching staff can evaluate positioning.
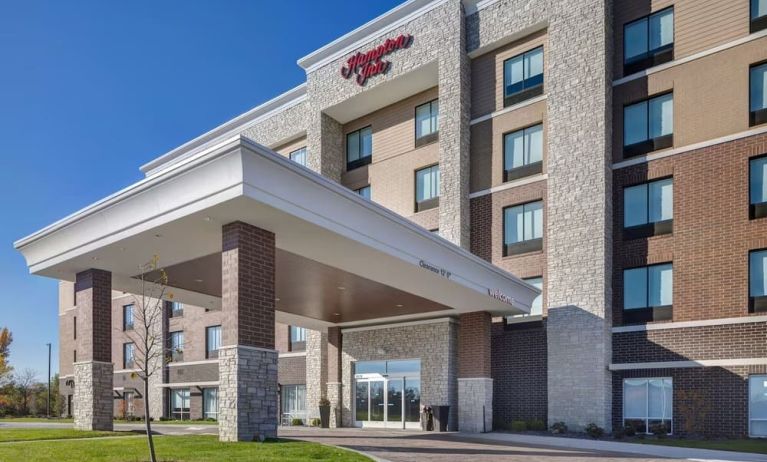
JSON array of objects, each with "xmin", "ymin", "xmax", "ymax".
[{"xmin": 14, "ymin": 0, "xmax": 767, "ymax": 440}]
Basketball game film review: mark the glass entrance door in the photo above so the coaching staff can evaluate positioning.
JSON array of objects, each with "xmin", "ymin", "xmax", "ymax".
[{"xmin": 353, "ymin": 359, "xmax": 421, "ymax": 429}]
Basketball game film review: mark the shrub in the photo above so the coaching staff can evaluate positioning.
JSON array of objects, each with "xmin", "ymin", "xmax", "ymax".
[
  {"xmin": 550, "ymin": 421, "xmax": 568, "ymax": 434},
  {"xmin": 585, "ymin": 423, "xmax": 604, "ymax": 439},
  {"xmin": 510, "ymin": 420, "xmax": 527, "ymax": 431},
  {"xmin": 528, "ymin": 419, "xmax": 546, "ymax": 431},
  {"xmin": 310, "ymin": 418, "xmax": 321, "ymax": 427},
  {"xmin": 650, "ymin": 422, "xmax": 669, "ymax": 438},
  {"xmin": 291, "ymin": 418, "xmax": 304, "ymax": 426},
  {"xmin": 623, "ymin": 424, "xmax": 636, "ymax": 437},
  {"xmin": 612, "ymin": 427, "xmax": 625, "ymax": 439}
]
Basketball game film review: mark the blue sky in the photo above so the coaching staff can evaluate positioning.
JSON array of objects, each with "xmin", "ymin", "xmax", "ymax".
[{"xmin": 0, "ymin": 0, "xmax": 402, "ymax": 379}]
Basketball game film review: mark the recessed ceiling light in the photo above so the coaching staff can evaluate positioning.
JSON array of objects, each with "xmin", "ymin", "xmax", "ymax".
[
  {"xmin": 275, "ymin": 298, "xmax": 280, "ymax": 302},
  {"xmin": 333, "ymin": 312, "xmax": 341, "ymax": 316},
  {"xmin": 395, "ymin": 304, "xmax": 403, "ymax": 308},
  {"xmin": 337, "ymin": 286, "xmax": 346, "ymax": 291},
  {"xmin": 91, "ymin": 256, "xmax": 99, "ymax": 261},
  {"xmin": 119, "ymin": 247, "xmax": 126, "ymax": 252},
  {"xmin": 204, "ymin": 216, "xmax": 211, "ymax": 222},
  {"xmin": 194, "ymin": 279, "xmax": 203, "ymax": 283}
]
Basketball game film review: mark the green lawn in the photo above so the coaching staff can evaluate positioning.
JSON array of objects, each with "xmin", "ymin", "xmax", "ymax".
[
  {"xmin": 0, "ymin": 434, "xmax": 370, "ymax": 461},
  {"xmin": 0, "ymin": 428, "xmax": 126, "ymax": 443},
  {"xmin": 0, "ymin": 417, "xmax": 216, "ymax": 425},
  {"xmin": 0, "ymin": 417, "xmax": 73, "ymax": 423},
  {"xmin": 632, "ymin": 437, "xmax": 767, "ymax": 455}
]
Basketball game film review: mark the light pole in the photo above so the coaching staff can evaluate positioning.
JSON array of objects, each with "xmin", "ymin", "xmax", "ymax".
[{"xmin": 46, "ymin": 342, "xmax": 51, "ymax": 418}]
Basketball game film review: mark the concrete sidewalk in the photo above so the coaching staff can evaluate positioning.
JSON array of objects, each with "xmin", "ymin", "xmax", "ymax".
[{"xmin": 467, "ymin": 432, "xmax": 767, "ymax": 462}]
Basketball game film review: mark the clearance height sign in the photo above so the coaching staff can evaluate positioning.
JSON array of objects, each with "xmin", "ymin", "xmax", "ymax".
[{"xmin": 340, "ymin": 34, "xmax": 413, "ymax": 86}]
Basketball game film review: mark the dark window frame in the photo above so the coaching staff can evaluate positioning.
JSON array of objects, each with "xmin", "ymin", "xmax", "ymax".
[
  {"xmin": 414, "ymin": 99, "xmax": 439, "ymax": 147},
  {"xmin": 288, "ymin": 326, "xmax": 306, "ymax": 352},
  {"xmin": 73, "ymin": 316, "xmax": 77, "ymax": 340},
  {"xmin": 502, "ymin": 122, "xmax": 544, "ymax": 182},
  {"xmin": 750, "ymin": 154, "xmax": 767, "ymax": 219},
  {"xmin": 169, "ymin": 330, "xmax": 184, "ymax": 363},
  {"xmin": 122, "ymin": 304, "xmax": 134, "ymax": 331},
  {"xmin": 355, "ymin": 185, "xmax": 371, "ymax": 199},
  {"xmin": 750, "ymin": 248, "xmax": 767, "ymax": 313},
  {"xmin": 622, "ymin": 262, "xmax": 673, "ymax": 324},
  {"xmin": 623, "ymin": 91, "xmax": 674, "ymax": 158},
  {"xmin": 623, "ymin": 6, "xmax": 675, "ymax": 75},
  {"xmin": 123, "ymin": 342, "xmax": 135, "ymax": 369},
  {"xmin": 346, "ymin": 126, "xmax": 373, "ymax": 170},
  {"xmin": 502, "ymin": 200, "xmax": 544, "ymax": 257},
  {"xmin": 169, "ymin": 301, "xmax": 184, "ymax": 318},
  {"xmin": 622, "ymin": 176, "xmax": 674, "ymax": 239},
  {"xmin": 414, "ymin": 164, "xmax": 440, "ymax": 212},
  {"xmin": 289, "ymin": 147, "xmax": 307, "ymax": 166},
  {"xmin": 205, "ymin": 325, "xmax": 222, "ymax": 359},
  {"xmin": 752, "ymin": 0, "xmax": 767, "ymax": 33},
  {"xmin": 502, "ymin": 46, "xmax": 544, "ymax": 107},
  {"xmin": 750, "ymin": 61, "xmax": 767, "ymax": 127}
]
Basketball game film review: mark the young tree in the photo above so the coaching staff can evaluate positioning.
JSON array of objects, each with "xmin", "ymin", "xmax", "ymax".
[
  {"xmin": 125, "ymin": 256, "xmax": 172, "ymax": 462},
  {"xmin": 0, "ymin": 327, "xmax": 13, "ymax": 385},
  {"xmin": 14, "ymin": 368, "xmax": 38, "ymax": 416}
]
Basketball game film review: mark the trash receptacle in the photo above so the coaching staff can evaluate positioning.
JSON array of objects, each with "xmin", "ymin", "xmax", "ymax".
[{"xmin": 433, "ymin": 405, "xmax": 450, "ymax": 432}]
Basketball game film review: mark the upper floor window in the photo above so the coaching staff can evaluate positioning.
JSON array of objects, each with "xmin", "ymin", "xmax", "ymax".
[
  {"xmin": 170, "ymin": 301, "xmax": 184, "ymax": 318},
  {"xmin": 503, "ymin": 46, "xmax": 543, "ymax": 107},
  {"xmin": 624, "ymin": 92, "xmax": 673, "ymax": 157},
  {"xmin": 751, "ymin": 62, "xmax": 767, "ymax": 127},
  {"xmin": 206, "ymin": 325, "xmax": 222, "ymax": 359},
  {"xmin": 624, "ymin": 7, "xmax": 674, "ymax": 75},
  {"xmin": 508, "ymin": 276, "xmax": 543, "ymax": 323},
  {"xmin": 169, "ymin": 331, "xmax": 184, "ymax": 362},
  {"xmin": 623, "ymin": 263, "xmax": 673, "ymax": 323},
  {"xmin": 415, "ymin": 165, "xmax": 440, "ymax": 212},
  {"xmin": 624, "ymin": 178, "xmax": 673, "ymax": 238},
  {"xmin": 355, "ymin": 185, "xmax": 371, "ymax": 200},
  {"xmin": 623, "ymin": 378, "xmax": 673, "ymax": 435},
  {"xmin": 123, "ymin": 304, "xmax": 134, "ymax": 331},
  {"xmin": 289, "ymin": 326, "xmax": 306, "ymax": 352},
  {"xmin": 751, "ymin": 156, "xmax": 767, "ymax": 219},
  {"xmin": 73, "ymin": 316, "xmax": 77, "ymax": 340},
  {"xmin": 289, "ymin": 147, "xmax": 306, "ymax": 166},
  {"xmin": 415, "ymin": 99, "xmax": 439, "ymax": 147},
  {"xmin": 750, "ymin": 249, "xmax": 767, "ymax": 313},
  {"xmin": 504, "ymin": 124, "xmax": 543, "ymax": 182},
  {"xmin": 503, "ymin": 201, "xmax": 543, "ymax": 256},
  {"xmin": 346, "ymin": 126, "xmax": 372, "ymax": 170},
  {"xmin": 123, "ymin": 342, "xmax": 135, "ymax": 369},
  {"xmin": 752, "ymin": 0, "xmax": 767, "ymax": 33}
]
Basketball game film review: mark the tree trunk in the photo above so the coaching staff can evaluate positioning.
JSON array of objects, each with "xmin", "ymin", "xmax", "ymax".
[{"xmin": 143, "ymin": 379, "xmax": 157, "ymax": 462}]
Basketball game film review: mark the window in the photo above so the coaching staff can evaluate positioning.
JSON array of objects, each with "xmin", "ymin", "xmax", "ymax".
[
  {"xmin": 623, "ymin": 178, "xmax": 673, "ymax": 238},
  {"xmin": 73, "ymin": 316, "xmax": 77, "ymax": 340},
  {"xmin": 503, "ymin": 201, "xmax": 543, "ymax": 256},
  {"xmin": 623, "ymin": 263, "xmax": 673, "ymax": 323},
  {"xmin": 281, "ymin": 384, "xmax": 306, "ymax": 426},
  {"xmin": 503, "ymin": 46, "xmax": 544, "ymax": 107},
  {"xmin": 206, "ymin": 325, "xmax": 222, "ymax": 359},
  {"xmin": 752, "ymin": 156, "xmax": 767, "ymax": 219},
  {"xmin": 624, "ymin": 8, "xmax": 674, "ymax": 75},
  {"xmin": 503, "ymin": 124, "xmax": 543, "ymax": 181},
  {"xmin": 750, "ymin": 375, "xmax": 767, "ymax": 437},
  {"xmin": 624, "ymin": 93, "xmax": 673, "ymax": 157},
  {"xmin": 507, "ymin": 277, "xmax": 543, "ymax": 323},
  {"xmin": 123, "ymin": 304, "xmax": 134, "ymax": 331},
  {"xmin": 346, "ymin": 126, "xmax": 373, "ymax": 170},
  {"xmin": 203, "ymin": 388, "xmax": 218, "ymax": 421},
  {"xmin": 751, "ymin": 63, "xmax": 767, "ymax": 127},
  {"xmin": 415, "ymin": 99, "xmax": 439, "ymax": 146},
  {"xmin": 355, "ymin": 185, "xmax": 371, "ymax": 200},
  {"xmin": 170, "ymin": 301, "xmax": 184, "ymax": 318},
  {"xmin": 169, "ymin": 331, "xmax": 184, "ymax": 362},
  {"xmin": 123, "ymin": 342, "xmax": 135, "ymax": 369},
  {"xmin": 124, "ymin": 391, "xmax": 135, "ymax": 417},
  {"xmin": 623, "ymin": 378, "xmax": 672, "ymax": 435},
  {"xmin": 750, "ymin": 249, "xmax": 767, "ymax": 313},
  {"xmin": 289, "ymin": 147, "xmax": 307, "ymax": 166},
  {"xmin": 73, "ymin": 350, "xmax": 76, "ymax": 363},
  {"xmin": 415, "ymin": 165, "xmax": 440, "ymax": 212},
  {"xmin": 289, "ymin": 326, "xmax": 306, "ymax": 352},
  {"xmin": 752, "ymin": 0, "xmax": 767, "ymax": 33},
  {"xmin": 169, "ymin": 388, "xmax": 190, "ymax": 420}
]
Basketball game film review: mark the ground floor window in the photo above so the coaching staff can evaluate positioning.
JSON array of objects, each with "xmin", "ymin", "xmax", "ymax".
[
  {"xmin": 623, "ymin": 378, "xmax": 672, "ymax": 434},
  {"xmin": 203, "ymin": 388, "xmax": 218, "ymax": 421},
  {"xmin": 750, "ymin": 375, "xmax": 767, "ymax": 437},
  {"xmin": 124, "ymin": 391, "xmax": 135, "ymax": 417},
  {"xmin": 281, "ymin": 384, "xmax": 306, "ymax": 425},
  {"xmin": 169, "ymin": 388, "xmax": 190, "ymax": 420}
]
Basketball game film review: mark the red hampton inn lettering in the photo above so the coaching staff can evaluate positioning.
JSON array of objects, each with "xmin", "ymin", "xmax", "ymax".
[{"xmin": 340, "ymin": 34, "xmax": 413, "ymax": 86}]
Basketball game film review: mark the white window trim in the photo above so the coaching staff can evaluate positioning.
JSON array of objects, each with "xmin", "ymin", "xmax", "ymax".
[{"xmin": 622, "ymin": 377, "xmax": 673, "ymax": 435}]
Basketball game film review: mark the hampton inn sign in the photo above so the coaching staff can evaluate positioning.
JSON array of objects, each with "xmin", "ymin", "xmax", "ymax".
[{"xmin": 340, "ymin": 34, "xmax": 413, "ymax": 86}]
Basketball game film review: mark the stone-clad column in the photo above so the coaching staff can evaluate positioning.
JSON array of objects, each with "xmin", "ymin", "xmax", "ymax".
[
  {"xmin": 326, "ymin": 327, "xmax": 342, "ymax": 428},
  {"xmin": 306, "ymin": 111, "xmax": 344, "ymax": 182},
  {"xmin": 457, "ymin": 312, "xmax": 492, "ymax": 433},
  {"xmin": 218, "ymin": 221, "xmax": 278, "ymax": 442},
  {"xmin": 73, "ymin": 269, "xmax": 113, "ymax": 431},
  {"xmin": 305, "ymin": 329, "xmax": 327, "ymax": 422}
]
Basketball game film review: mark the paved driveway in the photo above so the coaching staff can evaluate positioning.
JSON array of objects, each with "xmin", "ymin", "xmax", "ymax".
[{"xmin": 279, "ymin": 428, "xmax": 679, "ymax": 462}]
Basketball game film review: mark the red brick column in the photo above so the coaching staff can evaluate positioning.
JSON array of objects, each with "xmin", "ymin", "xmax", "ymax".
[
  {"xmin": 218, "ymin": 221, "xmax": 278, "ymax": 442},
  {"xmin": 73, "ymin": 269, "xmax": 114, "ymax": 431},
  {"xmin": 458, "ymin": 312, "xmax": 493, "ymax": 432},
  {"xmin": 327, "ymin": 327, "xmax": 342, "ymax": 428}
]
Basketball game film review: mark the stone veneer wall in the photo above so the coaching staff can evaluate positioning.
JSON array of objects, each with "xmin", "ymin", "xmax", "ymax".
[
  {"xmin": 305, "ymin": 329, "xmax": 328, "ymax": 421},
  {"xmin": 73, "ymin": 361, "xmax": 113, "ymax": 431},
  {"xmin": 468, "ymin": 0, "xmax": 614, "ymax": 431},
  {"xmin": 240, "ymin": 100, "xmax": 309, "ymax": 150},
  {"xmin": 340, "ymin": 319, "xmax": 458, "ymax": 429}
]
